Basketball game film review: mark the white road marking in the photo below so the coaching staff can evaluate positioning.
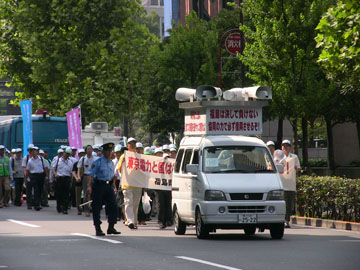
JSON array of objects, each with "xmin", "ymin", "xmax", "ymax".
[
  {"xmin": 0, "ymin": 266, "xmax": 9, "ymax": 268},
  {"xmin": 176, "ymin": 256, "xmax": 243, "ymax": 270},
  {"xmin": 71, "ymin": 233, "xmax": 122, "ymax": 244},
  {"xmin": 7, "ymin": 219, "xmax": 40, "ymax": 228}
]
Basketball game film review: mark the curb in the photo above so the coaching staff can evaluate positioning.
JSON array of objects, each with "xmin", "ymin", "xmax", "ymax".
[{"xmin": 290, "ymin": 216, "xmax": 360, "ymax": 232}]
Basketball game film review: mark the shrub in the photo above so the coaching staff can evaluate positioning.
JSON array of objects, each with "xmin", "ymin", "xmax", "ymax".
[{"xmin": 296, "ymin": 176, "xmax": 360, "ymax": 222}]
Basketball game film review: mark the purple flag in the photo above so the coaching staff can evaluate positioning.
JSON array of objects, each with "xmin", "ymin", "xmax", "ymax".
[{"xmin": 66, "ymin": 107, "xmax": 83, "ymax": 152}]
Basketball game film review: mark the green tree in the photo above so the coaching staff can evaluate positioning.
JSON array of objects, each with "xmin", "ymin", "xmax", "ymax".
[
  {"xmin": 316, "ymin": 0, "xmax": 360, "ymax": 94},
  {"xmin": 0, "ymin": 0, "xmax": 155, "ymax": 130},
  {"xmin": 142, "ymin": 12, "xmax": 218, "ymax": 134},
  {"xmin": 239, "ymin": 0, "xmax": 335, "ymax": 168}
]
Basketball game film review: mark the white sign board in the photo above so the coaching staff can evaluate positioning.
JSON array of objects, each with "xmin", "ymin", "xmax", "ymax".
[
  {"xmin": 121, "ymin": 151, "xmax": 175, "ymax": 191},
  {"xmin": 184, "ymin": 106, "xmax": 262, "ymax": 136},
  {"xmin": 279, "ymin": 157, "xmax": 297, "ymax": 191}
]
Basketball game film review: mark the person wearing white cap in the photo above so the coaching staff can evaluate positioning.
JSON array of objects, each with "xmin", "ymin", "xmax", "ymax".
[
  {"xmin": 266, "ymin": 141, "xmax": 276, "ymax": 157},
  {"xmin": 169, "ymin": 148, "xmax": 177, "ymax": 159},
  {"xmin": 117, "ymin": 137, "xmax": 142, "ymax": 229},
  {"xmin": 135, "ymin": 142, "xmax": 144, "ymax": 154},
  {"xmin": 162, "ymin": 144, "xmax": 170, "ymax": 155},
  {"xmin": 52, "ymin": 147, "xmax": 74, "ymax": 214},
  {"xmin": 77, "ymin": 145, "xmax": 94, "ymax": 216},
  {"xmin": 150, "ymin": 145, "xmax": 156, "ymax": 154},
  {"xmin": 22, "ymin": 144, "xmax": 35, "ymax": 209},
  {"xmin": 73, "ymin": 149, "xmax": 86, "ymax": 215},
  {"xmin": 12, "ymin": 148, "xmax": 24, "ymax": 206},
  {"xmin": 144, "ymin": 147, "xmax": 152, "ymax": 155},
  {"xmin": 0, "ymin": 145, "xmax": 13, "ymax": 208},
  {"xmin": 25, "ymin": 146, "xmax": 49, "ymax": 211},
  {"xmin": 281, "ymin": 139, "xmax": 301, "ymax": 228}
]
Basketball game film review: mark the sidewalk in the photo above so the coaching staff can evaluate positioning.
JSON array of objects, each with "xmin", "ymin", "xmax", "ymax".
[{"xmin": 291, "ymin": 216, "xmax": 360, "ymax": 232}]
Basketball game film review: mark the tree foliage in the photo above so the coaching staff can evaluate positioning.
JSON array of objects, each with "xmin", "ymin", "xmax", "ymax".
[
  {"xmin": 316, "ymin": 0, "xmax": 360, "ymax": 94},
  {"xmin": 0, "ymin": 0, "xmax": 157, "ymax": 128}
]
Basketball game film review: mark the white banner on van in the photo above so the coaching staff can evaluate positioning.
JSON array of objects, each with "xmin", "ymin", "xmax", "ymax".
[
  {"xmin": 120, "ymin": 151, "xmax": 175, "ymax": 191},
  {"xmin": 279, "ymin": 157, "xmax": 296, "ymax": 191}
]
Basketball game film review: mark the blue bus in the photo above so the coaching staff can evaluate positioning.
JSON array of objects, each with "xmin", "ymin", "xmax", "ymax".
[{"xmin": 0, "ymin": 115, "xmax": 68, "ymax": 159}]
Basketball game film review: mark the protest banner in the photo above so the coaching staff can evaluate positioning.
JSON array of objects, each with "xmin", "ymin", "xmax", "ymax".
[
  {"xmin": 121, "ymin": 151, "xmax": 175, "ymax": 191},
  {"xmin": 66, "ymin": 106, "xmax": 83, "ymax": 152},
  {"xmin": 279, "ymin": 157, "xmax": 297, "ymax": 191}
]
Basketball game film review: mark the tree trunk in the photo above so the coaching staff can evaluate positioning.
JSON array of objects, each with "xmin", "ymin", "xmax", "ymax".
[
  {"xmin": 292, "ymin": 118, "xmax": 299, "ymax": 155},
  {"xmin": 356, "ymin": 121, "xmax": 360, "ymax": 153},
  {"xmin": 301, "ymin": 117, "xmax": 309, "ymax": 173},
  {"xmin": 123, "ymin": 115, "xmax": 128, "ymax": 138},
  {"xmin": 276, "ymin": 117, "xmax": 284, "ymax": 149},
  {"xmin": 325, "ymin": 117, "xmax": 336, "ymax": 175}
]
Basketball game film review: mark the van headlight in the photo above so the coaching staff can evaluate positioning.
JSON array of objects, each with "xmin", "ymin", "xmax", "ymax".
[
  {"xmin": 205, "ymin": 190, "xmax": 226, "ymax": 201},
  {"xmin": 266, "ymin": 190, "xmax": 284, "ymax": 200}
]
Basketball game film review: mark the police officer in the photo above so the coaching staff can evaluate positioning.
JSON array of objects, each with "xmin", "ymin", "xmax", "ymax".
[{"xmin": 87, "ymin": 143, "xmax": 120, "ymax": 236}]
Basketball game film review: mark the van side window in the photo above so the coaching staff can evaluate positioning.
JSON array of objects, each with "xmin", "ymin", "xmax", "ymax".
[
  {"xmin": 181, "ymin": 149, "xmax": 193, "ymax": 173},
  {"xmin": 174, "ymin": 149, "xmax": 184, "ymax": 173},
  {"xmin": 192, "ymin": 149, "xmax": 199, "ymax": 165}
]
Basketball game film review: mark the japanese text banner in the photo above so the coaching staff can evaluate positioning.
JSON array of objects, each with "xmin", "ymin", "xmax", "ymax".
[
  {"xmin": 279, "ymin": 157, "xmax": 296, "ymax": 191},
  {"xmin": 66, "ymin": 107, "xmax": 83, "ymax": 152},
  {"xmin": 20, "ymin": 99, "xmax": 32, "ymax": 156},
  {"xmin": 121, "ymin": 151, "xmax": 175, "ymax": 191}
]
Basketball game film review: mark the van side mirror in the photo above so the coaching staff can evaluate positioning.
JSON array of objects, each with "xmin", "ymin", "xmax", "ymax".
[
  {"xmin": 186, "ymin": 164, "xmax": 198, "ymax": 175},
  {"xmin": 276, "ymin": 164, "xmax": 284, "ymax": 173}
]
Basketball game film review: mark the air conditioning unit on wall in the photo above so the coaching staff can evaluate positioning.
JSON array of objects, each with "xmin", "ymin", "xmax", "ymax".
[{"xmin": 90, "ymin": 122, "xmax": 108, "ymax": 132}]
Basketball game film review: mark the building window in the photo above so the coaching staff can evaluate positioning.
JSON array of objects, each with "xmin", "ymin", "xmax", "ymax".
[
  {"xmin": 151, "ymin": 0, "xmax": 158, "ymax": 6},
  {"xmin": 160, "ymin": 0, "xmax": 164, "ymax": 6}
]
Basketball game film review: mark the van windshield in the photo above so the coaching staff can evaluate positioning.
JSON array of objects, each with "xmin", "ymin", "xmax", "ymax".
[{"xmin": 203, "ymin": 146, "xmax": 275, "ymax": 174}]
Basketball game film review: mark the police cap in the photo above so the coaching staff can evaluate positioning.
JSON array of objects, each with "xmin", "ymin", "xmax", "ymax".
[{"xmin": 102, "ymin": 142, "xmax": 114, "ymax": 151}]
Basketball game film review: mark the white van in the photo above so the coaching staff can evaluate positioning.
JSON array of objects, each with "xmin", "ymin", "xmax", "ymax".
[{"xmin": 172, "ymin": 135, "xmax": 286, "ymax": 239}]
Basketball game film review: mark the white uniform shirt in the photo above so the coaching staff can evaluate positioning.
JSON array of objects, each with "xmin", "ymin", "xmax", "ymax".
[
  {"xmin": 112, "ymin": 158, "xmax": 120, "ymax": 180},
  {"xmin": 77, "ymin": 155, "xmax": 94, "ymax": 175},
  {"xmin": 22, "ymin": 155, "xmax": 31, "ymax": 182},
  {"xmin": 26, "ymin": 156, "xmax": 46, "ymax": 174},
  {"xmin": 53, "ymin": 157, "xmax": 73, "ymax": 177}
]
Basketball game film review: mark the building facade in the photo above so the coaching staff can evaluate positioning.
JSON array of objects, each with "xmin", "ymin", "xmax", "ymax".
[{"xmin": 142, "ymin": 0, "xmax": 165, "ymax": 39}]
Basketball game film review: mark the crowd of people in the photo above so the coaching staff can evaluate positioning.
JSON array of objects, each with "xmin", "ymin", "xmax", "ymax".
[
  {"xmin": 0, "ymin": 138, "xmax": 300, "ymax": 233},
  {"xmin": 0, "ymin": 139, "xmax": 178, "ymax": 233}
]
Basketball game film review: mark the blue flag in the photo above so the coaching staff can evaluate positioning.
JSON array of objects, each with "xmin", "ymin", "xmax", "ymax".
[{"xmin": 20, "ymin": 99, "xmax": 33, "ymax": 156}]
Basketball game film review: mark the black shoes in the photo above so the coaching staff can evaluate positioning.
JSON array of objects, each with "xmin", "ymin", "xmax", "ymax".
[
  {"xmin": 41, "ymin": 203, "xmax": 49, "ymax": 207},
  {"xmin": 128, "ymin": 223, "xmax": 135, "ymax": 229},
  {"xmin": 63, "ymin": 211, "xmax": 68, "ymax": 214},
  {"xmin": 107, "ymin": 227, "xmax": 121, "ymax": 235},
  {"xmin": 35, "ymin": 206, "xmax": 41, "ymax": 211},
  {"xmin": 95, "ymin": 226, "xmax": 105, "ymax": 236}
]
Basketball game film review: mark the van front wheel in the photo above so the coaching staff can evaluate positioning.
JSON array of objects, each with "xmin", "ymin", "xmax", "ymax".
[
  {"xmin": 174, "ymin": 208, "xmax": 186, "ymax": 235},
  {"xmin": 195, "ymin": 209, "xmax": 209, "ymax": 239},
  {"xmin": 270, "ymin": 223, "xmax": 284, "ymax": 239}
]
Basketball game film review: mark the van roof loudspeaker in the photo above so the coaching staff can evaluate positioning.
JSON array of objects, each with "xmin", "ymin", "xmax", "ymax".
[
  {"xmin": 223, "ymin": 86, "xmax": 272, "ymax": 101},
  {"xmin": 195, "ymin": 85, "xmax": 222, "ymax": 101},
  {"xmin": 175, "ymin": 88, "xmax": 196, "ymax": 102}
]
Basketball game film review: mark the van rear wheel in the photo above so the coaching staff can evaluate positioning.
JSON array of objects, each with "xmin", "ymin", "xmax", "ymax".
[
  {"xmin": 174, "ymin": 208, "xmax": 186, "ymax": 235},
  {"xmin": 195, "ymin": 209, "xmax": 209, "ymax": 239},
  {"xmin": 270, "ymin": 223, "xmax": 284, "ymax": 239}
]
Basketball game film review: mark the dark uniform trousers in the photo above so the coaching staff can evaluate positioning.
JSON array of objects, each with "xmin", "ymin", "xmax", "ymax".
[
  {"xmin": 14, "ymin": 177, "xmax": 24, "ymax": 206},
  {"xmin": 157, "ymin": 190, "xmax": 172, "ymax": 226},
  {"xmin": 55, "ymin": 176, "xmax": 71, "ymax": 211},
  {"xmin": 91, "ymin": 181, "xmax": 117, "ymax": 227},
  {"xmin": 29, "ymin": 173, "xmax": 45, "ymax": 208}
]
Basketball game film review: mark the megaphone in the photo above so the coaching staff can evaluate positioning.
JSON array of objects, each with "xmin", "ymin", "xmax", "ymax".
[
  {"xmin": 175, "ymin": 88, "xmax": 196, "ymax": 102},
  {"xmin": 223, "ymin": 86, "xmax": 272, "ymax": 101},
  {"xmin": 195, "ymin": 85, "xmax": 222, "ymax": 101}
]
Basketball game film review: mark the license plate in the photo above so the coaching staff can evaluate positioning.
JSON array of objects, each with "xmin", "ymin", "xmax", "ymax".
[{"xmin": 238, "ymin": 214, "xmax": 257, "ymax": 223}]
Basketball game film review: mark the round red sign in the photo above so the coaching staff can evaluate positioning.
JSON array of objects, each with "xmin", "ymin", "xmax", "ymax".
[{"xmin": 225, "ymin": 32, "xmax": 244, "ymax": 55}]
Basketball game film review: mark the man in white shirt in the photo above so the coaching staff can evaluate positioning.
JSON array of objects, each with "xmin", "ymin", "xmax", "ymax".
[
  {"xmin": 281, "ymin": 139, "xmax": 301, "ymax": 228},
  {"xmin": 25, "ymin": 147, "xmax": 49, "ymax": 211},
  {"xmin": 52, "ymin": 147, "xmax": 74, "ymax": 214},
  {"xmin": 77, "ymin": 145, "xmax": 94, "ymax": 216}
]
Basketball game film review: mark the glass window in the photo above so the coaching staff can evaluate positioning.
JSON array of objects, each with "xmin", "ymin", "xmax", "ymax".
[
  {"xmin": 16, "ymin": 120, "xmax": 68, "ymax": 144},
  {"xmin": 160, "ymin": 0, "xmax": 164, "ymax": 6},
  {"xmin": 174, "ymin": 149, "xmax": 184, "ymax": 173},
  {"xmin": 203, "ymin": 146, "xmax": 275, "ymax": 174},
  {"xmin": 181, "ymin": 149, "xmax": 193, "ymax": 173},
  {"xmin": 151, "ymin": 0, "xmax": 158, "ymax": 5},
  {"xmin": 192, "ymin": 149, "xmax": 199, "ymax": 165}
]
